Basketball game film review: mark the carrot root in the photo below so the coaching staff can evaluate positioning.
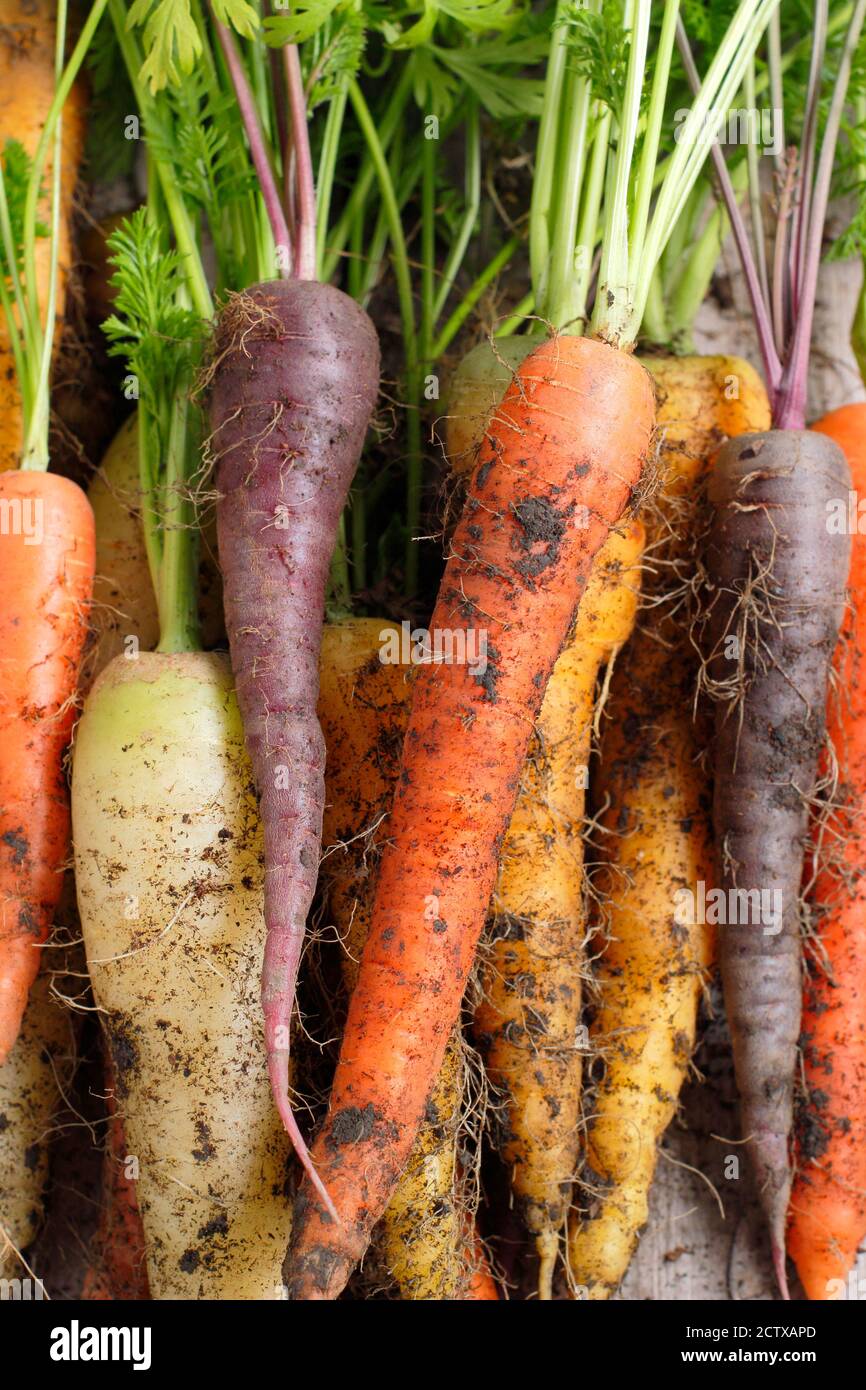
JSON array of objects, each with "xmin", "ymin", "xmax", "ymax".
[
  {"xmin": 0, "ymin": 470, "xmax": 94, "ymax": 1061},
  {"xmin": 209, "ymin": 281, "xmax": 379, "ymax": 1186},
  {"xmin": 288, "ymin": 333, "xmax": 655, "ymax": 1299}
]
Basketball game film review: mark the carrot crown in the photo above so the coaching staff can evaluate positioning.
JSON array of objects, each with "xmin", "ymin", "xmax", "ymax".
[{"xmin": 531, "ymin": 0, "xmax": 782, "ymax": 351}]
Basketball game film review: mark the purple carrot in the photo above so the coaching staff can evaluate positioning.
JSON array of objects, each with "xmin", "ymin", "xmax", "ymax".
[
  {"xmin": 210, "ymin": 280, "xmax": 379, "ymax": 1217},
  {"xmin": 678, "ymin": 1, "xmax": 866, "ymax": 1295},
  {"xmin": 211, "ymin": 18, "xmax": 380, "ymax": 1217}
]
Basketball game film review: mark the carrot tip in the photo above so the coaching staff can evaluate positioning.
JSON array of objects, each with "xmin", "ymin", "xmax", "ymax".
[
  {"xmin": 772, "ymin": 1240, "xmax": 790, "ymax": 1301},
  {"xmin": 268, "ymin": 1057, "xmax": 340, "ymax": 1227}
]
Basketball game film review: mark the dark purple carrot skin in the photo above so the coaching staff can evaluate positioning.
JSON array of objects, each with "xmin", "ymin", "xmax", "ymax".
[
  {"xmin": 210, "ymin": 279, "xmax": 379, "ymax": 1206},
  {"xmin": 703, "ymin": 430, "xmax": 851, "ymax": 1293}
]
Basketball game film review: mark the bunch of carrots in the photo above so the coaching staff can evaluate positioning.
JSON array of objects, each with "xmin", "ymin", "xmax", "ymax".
[{"xmin": 3, "ymin": 0, "xmax": 866, "ymax": 1306}]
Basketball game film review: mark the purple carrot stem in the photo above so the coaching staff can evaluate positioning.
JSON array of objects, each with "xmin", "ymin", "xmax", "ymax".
[
  {"xmin": 283, "ymin": 42, "xmax": 317, "ymax": 281},
  {"xmin": 212, "ymin": 14, "xmax": 294, "ymax": 278},
  {"xmin": 771, "ymin": 157, "xmax": 795, "ymax": 358},
  {"xmin": 775, "ymin": 0, "xmax": 866, "ymax": 429},
  {"xmin": 676, "ymin": 18, "xmax": 782, "ymax": 393},
  {"xmin": 767, "ymin": 10, "xmax": 786, "ymax": 176},
  {"xmin": 265, "ymin": 2, "xmax": 289, "ymax": 204},
  {"xmin": 790, "ymin": 1, "xmax": 828, "ymax": 321}
]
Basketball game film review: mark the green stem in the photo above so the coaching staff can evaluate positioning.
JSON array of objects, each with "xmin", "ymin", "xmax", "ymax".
[
  {"xmin": 348, "ymin": 79, "xmax": 421, "ymax": 595},
  {"xmin": 316, "ymin": 85, "xmax": 348, "ymax": 278},
  {"xmin": 591, "ymin": 0, "xmax": 651, "ymax": 344},
  {"xmin": 23, "ymin": 0, "xmax": 67, "ymax": 471},
  {"xmin": 543, "ymin": 60, "xmax": 592, "ymax": 329},
  {"xmin": 21, "ymin": 0, "xmax": 110, "ymax": 361},
  {"xmin": 641, "ymin": 266, "xmax": 669, "ymax": 345},
  {"xmin": 744, "ymin": 58, "xmax": 770, "ymax": 309},
  {"xmin": 351, "ymin": 482, "xmax": 367, "ymax": 593},
  {"xmin": 530, "ymin": 0, "xmax": 571, "ymax": 301},
  {"xmin": 661, "ymin": 180, "xmax": 704, "ymax": 283},
  {"xmin": 347, "ymin": 194, "xmax": 364, "ymax": 301},
  {"xmin": 322, "ymin": 65, "xmax": 413, "ymax": 283},
  {"xmin": 0, "ymin": 171, "xmax": 34, "ymax": 422},
  {"xmin": 421, "ymin": 132, "xmax": 436, "ymax": 365},
  {"xmin": 666, "ymin": 161, "xmax": 749, "ymax": 346},
  {"xmin": 627, "ymin": 0, "xmax": 679, "ymax": 288},
  {"xmin": 496, "ymin": 291, "xmax": 534, "ymax": 338},
  {"xmin": 634, "ymin": 0, "xmax": 782, "ymax": 341},
  {"xmin": 328, "ymin": 514, "xmax": 351, "ymax": 614},
  {"xmin": 431, "ymin": 236, "xmax": 520, "ymax": 360},
  {"xmin": 0, "ymin": 276, "xmax": 29, "ymax": 423},
  {"xmin": 431, "ymin": 99, "xmax": 480, "ymax": 325},
  {"xmin": 571, "ymin": 106, "xmax": 610, "ymax": 330},
  {"xmin": 359, "ymin": 202, "xmax": 389, "ymax": 305},
  {"xmin": 108, "ymin": 0, "xmax": 213, "ymax": 320},
  {"xmin": 138, "ymin": 408, "xmax": 164, "ymax": 605},
  {"xmin": 156, "ymin": 394, "xmax": 200, "ymax": 654}
]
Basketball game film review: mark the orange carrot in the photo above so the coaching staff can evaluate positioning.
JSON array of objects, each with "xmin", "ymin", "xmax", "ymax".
[
  {"xmin": 0, "ymin": 3, "xmax": 99, "ymax": 1060},
  {"xmin": 287, "ymin": 334, "xmax": 654, "ymax": 1299},
  {"xmin": 82, "ymin": 1059, "xmax": 150, "ymax": 1302},
  {"xmin": 788, "ymin": 403, "xmax": 866, "ymax": 1300},
  {"xmin": 0, "ymin": 470, "xmax": 94, "ymax": 1061},
  {"xmin": 464, "ymin": 1237, "xmax": 499, "ymax": 1301}
]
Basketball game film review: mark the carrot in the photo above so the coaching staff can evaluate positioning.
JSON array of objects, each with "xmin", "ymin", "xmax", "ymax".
[
  {"xmin": 787, "ymin": 404, "xmax": 866, "ymax": 1299},
  {"xmin": 0, "ymin": 470, "xmax": 94, "ymax": 1061},
  {"xmin": 288, "ymin": 333, "xmax": 655, "ymax": 1300},
  {"xmin": 446, "ymin": 335, "xmax": 645, "ymax": 1299},
  {"xmin": 463, "ymin": 1233, "xmax": 499, "ymax": 1301},
  {"xmin": 0, "ymin": 961, "xmax": 73, "ymax": 1283},
  {"xmin": 473, "ymin": 519, "xmax": 643, "ymax": 1298},
  {"xmin": 208, "ymin": 280, "xmax": 378, "ymax": 1208},
  {"xmin": 0, "ymin": 3, "xmax": 101, "ymax": 1060},
  {"xmin": 568, "ymin": 355, "xmax": 770, "ymax": 1299},
  {"xmin": 319, "ymin": 618, "xmax": 489, "ymax": 1300},
  {"xmin": 700, "ymin": 431, "xmax": 850, "ymax": 1290},
  {"xmin": 74, "ymin": 652, "xmax": 293, "ymax": 1299},
  {"xmin": 678, "ymin": 3, "xmax": 866, "ymax": 1290},
  {"xmin": 288, "ymin": 0, "xmax": 777, "ymax": 1298},
  {"xmin": 81, "ymin": 1057, "xmax": 149, "ymax": 1301},
  {"xmin": 0, "ymin": 0, "xmax": 86, "ymax": 474}
]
